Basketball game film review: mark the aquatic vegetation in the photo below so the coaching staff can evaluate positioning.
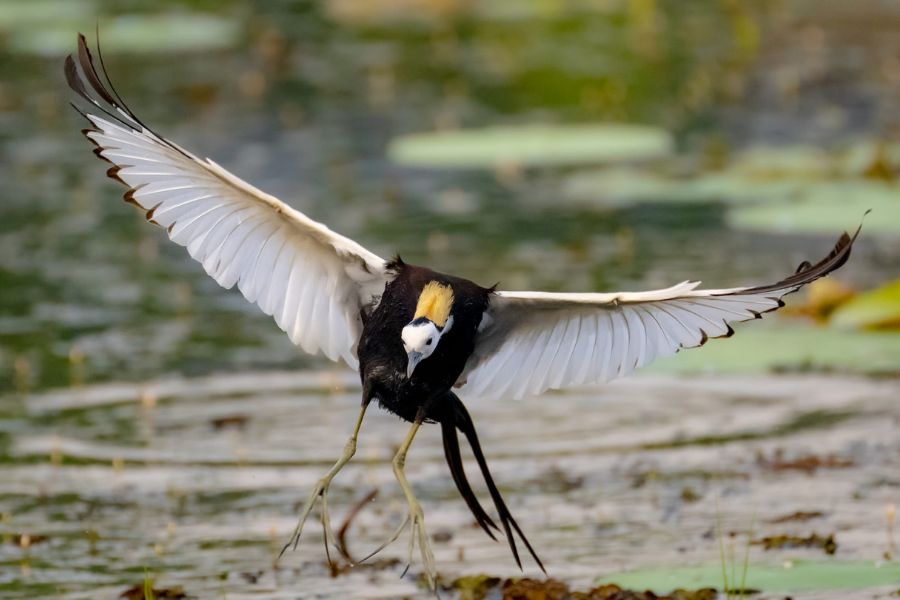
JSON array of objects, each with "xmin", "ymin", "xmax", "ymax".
[
  {"xmin": 726, "ymin": 182, "xmax": 900, "ymax": 236},
  {"xmin": 450, "ymin": 575, "xmax": 718, "ymax": 600},
  {"xmin": 6, "ymin": 14, "xmax": 242, "ymax": 56},
  {"xmin": 388, "ymin": 124, "xmax": 673, "ymax": 169},
  {"xmin": 649, "ymin": 325, "xmax": 900, "ymax": 375},
  {"xmin": 752, "ymin": 533, "xmax": 837, "ymax": 555},
  {"xmin": 596, "ymin": 561, "xmax": 900, "ymax": 594},
  {"xmin": 767, "ymin": 511, "xmax": 826, "ymax": 524},
  {"xmin": 755, "ymin": 449, "xmax": 854, "ymax": 475},
  {"xmin": 830, "ymin": 280, "xmax": 900, "ymax": 330}
]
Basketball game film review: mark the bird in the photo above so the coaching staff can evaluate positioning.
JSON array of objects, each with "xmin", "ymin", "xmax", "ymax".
[{"xmin": 66, "ymin": 34, "xmax": 859, "ymax": 588}]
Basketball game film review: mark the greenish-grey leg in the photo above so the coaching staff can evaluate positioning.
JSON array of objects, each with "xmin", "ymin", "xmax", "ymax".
[
  {"xmin": 359, "ymin": 408, "xmax": 437, "ymax": 588},
  {"xmin": 279, "ymin": 400, "xmax": 369, "ymax": 561}
]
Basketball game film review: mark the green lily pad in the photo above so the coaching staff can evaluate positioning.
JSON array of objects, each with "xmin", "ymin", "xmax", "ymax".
[
  {"xmin": 831, "ymin": 280, "xmax": 900, "ymax": 329},
  {"xmin": 726, "ymin": 181, "xmax": 900, "ymax": 236},
  {"xmin": 559, "ymin": 143, "xmax": 848, "ymax": 208},
  {"xmin": 0, "ymin": 0, "xmax": 94, "ymax": 27},
  {"xmin": 7, "ymin": 14, "xmax": 241, "ymax": 56},
  {"xmin": 728, "ymin": 144, "xmax": 836, "ymax": 178},
  {"xmin": 561, "ymin": 167, "xmax": 814, "ymax": 207},
  {"xmin": 388, "ymin": 124, "xmax": 673, "ymax": 169},
  {"xmin": 472, "ymin": 0, "xmax": 575, "ymax": 22},
  {"xmin": 647, "ymin": 324, "xmax": 900, "ymax": 375},
  {"xmin": 560, "ymin": 143, "xmax": 900, "ymax": 213},
  {"xmin": 597, "ymin": 560, "xmax": 900, "ymax": 593}
]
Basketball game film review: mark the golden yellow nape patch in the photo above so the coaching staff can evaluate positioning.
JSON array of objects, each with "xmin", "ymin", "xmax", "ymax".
[{"xmin": 414, "ymin": 281, "xmax": 454, "ymax": 326}]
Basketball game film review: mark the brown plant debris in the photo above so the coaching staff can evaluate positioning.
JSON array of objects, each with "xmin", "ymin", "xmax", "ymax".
[
  {"xmin": 120, "ymin": 584, "xmax": 187, "ymax": 599},
  {"xmin": 767, "ymin": 510, "xmax": 826, "ymax": 523},
  {"xmin": 336, "ymin": 488, "xmax": 378, "ymax": 563},
  {"xmin": 209, "ymin": 414, "xmax": 250, "ymax": 430},
  {"xmin": 753, "ymin": 533, "xmax": 837, "ymax": 555},
  {"xmin": 8, "ymin": 533, "xmax": 49, "ymax": 548},
  {"xmin": 503, "ymin": 577, "xmax": 569, "ymax": 600},
  {"xmin": 451, "ymin": 576, "xmax": 717, "ymax": 600},
  {"xmin": 756, "ymin": 449, "xmax": 854, "ymax": 474}
]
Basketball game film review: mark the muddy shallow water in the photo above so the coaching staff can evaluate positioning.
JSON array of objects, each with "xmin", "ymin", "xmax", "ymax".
[{"xmin": 1, "ymin": 371, "xmax": 897, "ymax": 598}]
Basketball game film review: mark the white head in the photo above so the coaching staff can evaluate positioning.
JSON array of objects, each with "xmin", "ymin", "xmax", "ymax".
[{"xmin": 402, "ymin": 282, "xmax": 455, "ymax": 378}]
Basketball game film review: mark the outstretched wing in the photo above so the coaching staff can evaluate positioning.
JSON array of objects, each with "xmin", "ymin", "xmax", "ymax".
[
  {"xmin": 458, "ymin": 230, "xmax": 858, "ymax": 400},
  {"xmin": 66, "ymin": 34, "xmax": 391, "ymax": 368}
]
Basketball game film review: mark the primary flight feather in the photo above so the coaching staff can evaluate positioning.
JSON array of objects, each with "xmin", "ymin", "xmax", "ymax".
[{"xmin": 66, "ymin": 34, "xmax": 858, "ymax": 587}]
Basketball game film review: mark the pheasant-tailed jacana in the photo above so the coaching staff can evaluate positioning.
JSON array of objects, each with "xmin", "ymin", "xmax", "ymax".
[{"xmin": 66, "ymin": 34, "xmax": 859, "ymax": 587}]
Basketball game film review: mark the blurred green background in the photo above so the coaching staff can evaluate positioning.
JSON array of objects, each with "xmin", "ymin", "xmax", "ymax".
[
  {"xmin": 2, "ymin": 0, "xmax": 900, "ymax": 394},
  {"xmin": 2, "ymin": 2, "xmax": 900, "ymax": 598}
]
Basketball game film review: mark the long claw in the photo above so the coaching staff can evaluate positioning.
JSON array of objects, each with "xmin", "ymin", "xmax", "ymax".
[
  {"xmin": 357, "ymin": 514, "xmax": 410, "ymax": 565},
  {"xmin": 412, "ymin": 507, "xmax": 437, "ymax": 589},
  {"xmin": 321, "ymin": 490, "xmax": 343, "ymax": 556},
  {"xmin": 403, "ymin": 513, "xmax": 416, "ymax": 577},
  {"xmin": 322, "ymin": 500, "xmax": 334, "ymax": 568},
  {"xmin": 278, "ymin": 482, "xmax": 323, "ymax": 560}
]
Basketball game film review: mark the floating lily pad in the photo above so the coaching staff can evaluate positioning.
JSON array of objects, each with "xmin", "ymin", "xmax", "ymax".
[
  {"xmin": 597, "ymin": 560, "xmax": 900, "ymax": 594},
  {"xmin": 561, "ymin": 143, "xmax": 900, "ymax": 214},
  {"xmin": 728, "ymin": 144, "xmax": 837, "ymax": 179},
  {"xmin": 0, "ymin": 0, "xmax": 94, "ymax": 27},
  {"xmin": 561, "ymin": 167, "xmax": 812, "ymax": 207},
  {"xmin": 726, "ymin": 181, "xmax": 900, "ymax": 236},
  {"xmin": 648, "ymin": 324, "xmax": 900, "ymax": 375},
  {"xmin": 472, "ymin": 0, "xmax": 578, "ymax": 22},
  {"xmin": 388, "ymin": 124, "xmax": 673, "ymax": 169},
  {"xmin": 7, "ymin": 14, "xmax": 241, "ymax": 56},
  {"xmin": 326, "ymin": 0, "xmax": 467, "ymax": 26},
  {"xmin": 830, "ymin": 279, "xmax": 900, "ymax": 330},
  {"xmin": 562, "ymin": 168, "xmax": 693, "ymax": 207}
]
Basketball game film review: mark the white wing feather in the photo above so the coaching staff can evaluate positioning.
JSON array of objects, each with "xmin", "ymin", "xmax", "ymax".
[
  {"xmin": 459, "ymin": 232, "xmax": 857, "ymax": 401},
  {"xmin": 67, "ymin": 38, "xmax": 389, "ymax": 368}
]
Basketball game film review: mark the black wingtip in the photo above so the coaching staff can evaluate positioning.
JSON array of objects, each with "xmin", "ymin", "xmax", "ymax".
[
  {"xmin": 66, "ymin": 31, "xmax": 193, "ymax": 171},
  {"xmin": 65, "ymin": 53, "xmax": 89, "ymax": 103},
  {"xmin": 65, "ymin": 33, "xmax": 134, "ymax": 130},
  {"xmin": 737, "ymin": 215, "xmax": 864, "ymax": 296},
  {"xmin": 76, "ymin": 31, "xmax": 117, "ymax": 106}
]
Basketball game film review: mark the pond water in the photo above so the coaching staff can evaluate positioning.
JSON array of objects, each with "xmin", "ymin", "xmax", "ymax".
[
  {"xmin": 1, "ymin": 1, "xmax": 899, "ymax": 598},
  {"xmin": 3, "ymin": 372, "xmax": 899, "ymax": 598}
]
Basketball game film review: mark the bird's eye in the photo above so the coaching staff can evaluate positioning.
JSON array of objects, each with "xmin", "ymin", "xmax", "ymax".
[{"xmin": 426, "ymin": 338, "xmax": 433, "ymax": 346}]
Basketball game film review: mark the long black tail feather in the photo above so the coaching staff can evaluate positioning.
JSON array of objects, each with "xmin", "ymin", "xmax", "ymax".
[
  {"xmin": 440, "ymin": 416, "xmax": 499, "ymax": 539},
  {"xmin": 440, "ymin": 393, "xmax": 546, "ymax": 573}
]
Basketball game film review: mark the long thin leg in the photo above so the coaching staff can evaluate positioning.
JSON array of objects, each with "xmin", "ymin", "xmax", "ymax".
[
  {"xmin": 278, "ymin": 400, "xmax": 370, "ymax": 562},
  {"xmin": 358, "ymin": 407, "xmax": 438, "ymax": 589},
  {"xmin": 392, "ymin": 412, "xmax": 439, "ymax": 588}
]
